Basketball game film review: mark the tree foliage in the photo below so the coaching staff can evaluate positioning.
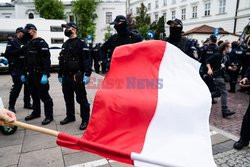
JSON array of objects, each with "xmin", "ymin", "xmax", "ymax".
[
  {"xmin": 34, "ymin": 0, "xmax": 64, "ymax": 19},
  {"xmin": 103, "ymin": 25, "xmax": 113, "ymax": 42},
  {"xmin": 72, "ymin": 0, "xmax": 98, "ymax": 39},
  {"xmin": 134, "ymin": 3, "xmax": 151, "ymax": 39},
  {"xmin": 155, "ymin": 16, "xmax": 166, "ymax": 39}
]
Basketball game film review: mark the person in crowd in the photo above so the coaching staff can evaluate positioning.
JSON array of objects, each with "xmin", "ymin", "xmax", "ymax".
[
  {"xmin": 206, "ymin": 42, "xmax": 235, "ymax": 118},
  {"xmin": 4, "ymin": 27, "xmax": 32, "ymax": 113},
  {"xmin": 166, "ymin": 18, "xmax": 197, "ymax": 60},
  {"xmin": 227, "ymin": 41, "xmax": 242, "ymax": 93},
  {"xmin": 234, "ymin": 66, "xmax": 250, "ymax": 150},
  {"xmin": 100, "ymin": 15, "xmax": 142, "ymax": 73},
  {"xmin": 21, "ymin": 24, "xmax": 54, "ymax": 125},
  {"xmin": 58, "ymin": 22, "xmax": 91, "ymax": 130}
]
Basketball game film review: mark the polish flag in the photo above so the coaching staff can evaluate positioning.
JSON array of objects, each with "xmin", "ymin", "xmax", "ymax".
[{"xmin": 57, "ymin": 40, "xmax": 216, "ymax": 167}]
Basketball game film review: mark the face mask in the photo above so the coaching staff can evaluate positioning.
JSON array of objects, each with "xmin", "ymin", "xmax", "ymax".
[
  {"xmin": 23, "ymin": 32, "xmax": 32, "ymax": 41},
  {"xmin": 169, "ymin": 27, "xmax": 182, "ymax": 40},
  {"xmin": 64, "ymin": 29, "xmax": 73, "ymax": 37},
  {"xmin": 114, "ymin": 23, "xmax": 128, "ymax": 35}
]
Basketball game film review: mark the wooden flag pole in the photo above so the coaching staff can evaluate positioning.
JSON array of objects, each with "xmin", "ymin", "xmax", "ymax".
[{"xmin": 6, "ymin": 121, "xmax": 59, "ymax": 137}]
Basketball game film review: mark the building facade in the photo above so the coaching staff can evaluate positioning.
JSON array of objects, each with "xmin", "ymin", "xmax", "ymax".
[
  {"xmin": 128, "ymin": 0, "xmax": 250, "ymax": 37},
  {"xmin": 0, "ymin": 0, "xmax": 126, "ymax": 43}
]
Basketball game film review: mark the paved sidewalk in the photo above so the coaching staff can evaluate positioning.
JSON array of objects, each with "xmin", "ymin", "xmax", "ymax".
[{"xmin": 0, "ymin": 73, "xmax": 250, "ymax": 167}]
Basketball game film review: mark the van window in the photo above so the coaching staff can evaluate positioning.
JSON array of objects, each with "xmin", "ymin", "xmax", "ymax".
[
  {"xmin": 0, "ymin": 31, "xmax": 15, "ymax": 43},
  {"xmin": 51, "ymin": 38, "xmax": 64, "ymax": 44},
  {"xmin": 50, "ymin": 26, "xmax": 63, "ymax": 32}
]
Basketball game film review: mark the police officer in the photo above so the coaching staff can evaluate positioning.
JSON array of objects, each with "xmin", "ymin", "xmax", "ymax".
[
  {"xmin": 227, "ymin": 41, "xmax": 243, "ymax": 93},
  {"xmin": 165, "ymin": 18, "xmax": 197, "ymax": 60},
  {"xmin": 206, "ymin": 42, "xmax": 235, "ymax": 118},
  {"xmin": 100, "ymin": 15, "xmax": 142, "ymax": 73},
  {"xmin": 4, "ymin": 27, "xmax": 32, "ymax": 112},
  {"xmin": 91, "ymin": 43, "xmax": 101, "ymax": 73},
  {"xmin": 22, "ymin": 24, "xmax": 54, "ymax": 125},
  {"xmin": 58, "ymin": 22, "xmax": 91, "ymax": 130},
  {"xmin": 200, "ymin": 35, "xmax": 219, "ymax": 103},
  {"xmin": 234, "ymin": 65, "xmax": 250, "ymax": 150}
]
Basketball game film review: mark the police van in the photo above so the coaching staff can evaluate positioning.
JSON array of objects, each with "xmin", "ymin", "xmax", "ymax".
[{"xmin": 0, "ymin": 18, "xmax": 67, "ymax": 70}]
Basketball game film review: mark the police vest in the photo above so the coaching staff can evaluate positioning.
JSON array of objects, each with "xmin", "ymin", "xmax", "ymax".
[
  {"xmin": 25, "ymin": 38, "xmax": 43, "ymax": 70},
  {"xmin": 60, "ymin": 38, "xmax": 82, "ymax": 73}
]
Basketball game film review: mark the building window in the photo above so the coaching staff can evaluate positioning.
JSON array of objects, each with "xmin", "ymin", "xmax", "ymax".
[
  {"xmin": 172, "ymin": 0, "xmax": 176, "ymax": 5},
  {"xmin": 204, "ymin": 2, "xmax": 211, "ymax": 16},
  {"xmin": 155, "ymin": 0, "xmax": 159, "ymax": 9},
  {"xmin": 155, "ymin": 13, "xmax": 159, "ymax": 21},
  {"xmin": 50, "ymin": 26, "xmax": 63, "ymax": 32},
  {"xmin": 69, "ymin": 15, "xmax": 74, "ymax": 22},
  {"xmin": 28, "ymin": 13, "xmax": 34, "ymax": 19},
  {"xmin": 163, "ymin": 12, "xmax": 167, "ymax": 22},
  {"xmin": 171, "ymin": 10, "xmax": 176, "ymax": 20},
  {"xmin": 219, "ymin": 0, "xmax": 226, "ymax": 14},
  {"xmin": 148, "ymin": 3, "xmax": 151, "ymax": 11},
  {"xmin": 106, "ymin": 12, "xmax": 112, "ymax": 24},
  {"xmin": 181, "ymin": 8, "xmax": 186, "ymax": 20},
  {"xmin": 163, "ymin": 0, "xmax": 167, "ymax": 6},
  {"xmin": 51, "ymin": 38, "xmax": 64, "ymax": 44},
  {"xmin": 192, "ymin": 6, "xmax": 197, "ymax": 18}
]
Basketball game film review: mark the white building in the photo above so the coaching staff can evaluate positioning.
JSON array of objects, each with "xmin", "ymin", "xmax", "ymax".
[
  {"xmin": 0, "ymin": 0, "xmax": 127, "ymax": 43},
  {"xmin": 128, "ymin": 0, "xmax": 250, "ymax": 40}
]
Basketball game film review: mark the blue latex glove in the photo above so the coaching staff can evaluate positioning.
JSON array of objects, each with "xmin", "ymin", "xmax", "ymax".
[
  {"xmin": 83, "ymin": 76, "xmax": 90, "ymax": 85},
  {"xmin": 58, "ymin": 77, "xmax": 63, "ymax": 84},
  {"xmin": 41, "ymin": 74, "xmax": 48, "ymax": 85},
  {"xmin": 0, "ymin": 57, "xmax": 8, "ymax": 65},
  {"xmin": 20, "ymin": 75, "xmax": 26, "ymax": 83}
]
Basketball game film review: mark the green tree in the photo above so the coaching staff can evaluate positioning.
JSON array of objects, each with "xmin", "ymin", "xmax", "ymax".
[
  {"xmin": 103, "ymin": 25, "xmax": 113, "ymax": 41},
  {"xmin": 72, "ymin": 0, "xmax": 98, "ymax": 40},
  {"xmin": 134, "ymin": 3, "xmax": 151, "ymax": 39},
  {"xmin": 34, "ymin": 0, "xmax": 64, "ymax": 19},
  {"xmin": 155, "ymin": 16, "xmax": 166, "ymax": 39}
]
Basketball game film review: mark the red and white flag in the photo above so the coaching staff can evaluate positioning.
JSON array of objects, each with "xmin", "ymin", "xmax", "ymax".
[{"xmin": 57, "ymin": 40, "xmax": 216, "ymax": 167}]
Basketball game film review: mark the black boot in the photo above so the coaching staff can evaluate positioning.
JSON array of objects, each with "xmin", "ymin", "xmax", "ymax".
[
  {"xmin": 234, "ymin": 138, "xmax": 249, "ymax": 150},
  {"xmin": 60, "ymin": 117, "xmax": 76, "ymax": 125},
  {"xmin": 222, "ymin": 107, "xmax": 235, "ymax": 118}
]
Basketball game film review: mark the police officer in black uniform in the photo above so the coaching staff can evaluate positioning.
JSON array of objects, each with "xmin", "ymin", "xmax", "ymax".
[
  {"xmin": 200, "ymin": 35, "xmax": 219, "ymax": 103},
  {"xmin": 58, "ymin": 22, "xmax": 91, "ymax": 130},
  {"xmin": 100, "ymin": 15, "xmax": 142, "ymax": 73},
  {"xmin": 227, "ymin": 41, "xmax": 243, "ymax": 93},
  {"xmin": 165, "ymin": 19, "xmax": 197, "ymax": 60},
  {"xmin": 206, "ymin": 42, "xmax": 235, "ymax": 118},
  {"xmin": 234, "ymin": 65, "xmax": 250, "ymax": 150},
  {"xmin": 4, "ymin": 27, "xmax": 32, "ymax": 113},
  {"xmin": 91, "ymin": 43, "xmax": 101, "ymax": 73},
  {"xmin": 22, "ymin": 24, "xmax": 54, "ymax": 125}
]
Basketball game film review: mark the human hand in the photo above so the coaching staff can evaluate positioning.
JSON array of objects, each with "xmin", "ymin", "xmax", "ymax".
[{"xmin": 0, "ymin": 108, "xmax": 16, "ymax": 126}]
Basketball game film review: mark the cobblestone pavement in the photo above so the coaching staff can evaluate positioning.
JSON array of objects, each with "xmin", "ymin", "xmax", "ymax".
[{"xmin": 209, "ymin": 83, "xmax": 249, "ymax": 137}]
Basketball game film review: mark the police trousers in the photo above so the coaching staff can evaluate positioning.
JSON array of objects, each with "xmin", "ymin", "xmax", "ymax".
[
  {"xmin": 9, "ymin": 74, "xmax": 31, "ymax": 109},
  {"xmin": 62, "ymin": 75, "xmax": 90, "ymax": 122},
  {"xmin": 240, "ymin": 98, "xmax": 250, "ymax": 141},
  {"xmin": 27, "ymin": 71, "xmax": 53, "ymax": 118},
  {"xmin": 213, "ymin": 77, "xmax": 228, "ymax": 111}
]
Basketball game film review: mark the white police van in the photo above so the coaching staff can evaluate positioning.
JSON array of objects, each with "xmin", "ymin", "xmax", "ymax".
[{"xmin": 0, "ymin": 18, "xmax": 67, "ymax": 71}]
